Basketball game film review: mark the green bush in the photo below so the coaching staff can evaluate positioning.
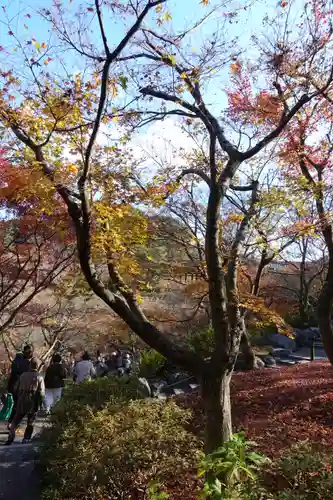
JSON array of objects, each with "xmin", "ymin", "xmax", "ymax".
[
  {"xmin": 139, "ymin": 348, "xmax": 167, "ymax": 378},
  {"xmin": 185, "ymin": 326, "xmax": 215, "ymax": 358},
  {"xmin": 199, "ymin": 432, "xmax": 270, "ymax": 499},
  {"xmin": 198, "ymin": 439, "xmax": 333, "ymax": 500},
  {"xmin": 267, "ymin": 441, "xmax": 333, "ymax": 499},
  {"xmin": 285, "ymin": 311, "xmax": 317, "ymax": 328},
  {"xmin": 41, "ymin": 398, "xmax": 201, "ymax": 500},
  {"xmin": 40, "ymin": 375, "xmax": 201, "ymax": 499}
]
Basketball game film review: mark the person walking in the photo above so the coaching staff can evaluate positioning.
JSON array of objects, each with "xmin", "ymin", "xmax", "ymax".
[
  {"xmin": 44, "ymin": 353, "xmax": 67, "ymax": 414},
  {"xmin": 7, "ymin": 345, "xmax": 34, "ymax": 426},
  {"xmin": 94, "ymin": 350, "xmax": 108, "ymax": 377},
  {"xmin": 73, "ymin": 351, "xmax": 96, "ymax": 384},
  {"xmin": 5, "ymin": 357, "xmax": 45, "ymax": 445}
]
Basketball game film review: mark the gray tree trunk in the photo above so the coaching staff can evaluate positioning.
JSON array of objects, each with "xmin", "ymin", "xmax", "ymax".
[{"xmin": 201, "ymin": 372, "xmax": 232, "ymax": 453}]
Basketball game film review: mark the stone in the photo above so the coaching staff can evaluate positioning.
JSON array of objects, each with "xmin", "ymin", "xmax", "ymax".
[
  {"xmin": 166, "ymin": 372, "xmax": 189, "ymax": 385},
  {"xmin": 138, "ymin": 377, "xmax": 152, "ymax": 398},
  {"xmin": 173, "ymin": 388, "xmax": 185, "ymax": 395},
  {"xmin": 254, "ymin": 357, "xmax": 265, "ymax": 369},
  {"xmin": 268, "ymin": 333, "xmax": 296, "ymax": 350},
  {"xmin": 263, "ymin": 355, "xmax": 276, "ymax": 367},
  {"xmin": 294, "ymin": 328, "xmax": 322, "ymax": 348},
  {"xmin": 270, "ymin": 347, "xmax": 292, "ymax": 357},
  {"xmin": 150, "ymin": 380, "xmax": 168, "ymax": 397},
  {"xmin": 276, "ymin": 358, "xmax": 296, "ymax": 366}
]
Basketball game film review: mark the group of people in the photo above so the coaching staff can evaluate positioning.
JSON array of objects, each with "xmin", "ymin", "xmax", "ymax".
[
  {"xmin": 0, "ymin": 345, "xmax": 134, "ymax": 445},
  {"xmin": 3, "ymin": 345, "xmax": 66, "ymax": 445}
]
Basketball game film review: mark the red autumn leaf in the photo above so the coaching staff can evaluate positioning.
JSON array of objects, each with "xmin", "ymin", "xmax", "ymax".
[
  {"xmin": 8, "ymin": 31, "xmax": 14, "ymax": 36},
  {"xmin": 87, "ymin": 7, "xmax": 94, "ymax": 12},
  {"xmin": 176, "ymin": 361, "xmax": 333, "ymax": 459},
  {"xmin": 25, "ymin": 13, "xmax": 31, "ymax": 18}
]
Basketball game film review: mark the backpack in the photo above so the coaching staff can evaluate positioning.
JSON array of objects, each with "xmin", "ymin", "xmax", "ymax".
[{"xmin": 0, "ymin": 393, "xmax": 14, "ymax": 421}]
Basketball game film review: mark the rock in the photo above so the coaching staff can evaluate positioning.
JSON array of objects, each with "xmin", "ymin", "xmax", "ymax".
[
  {"xmin": 268, "ymin": 333, "xmax": 296, "ymax": 350},
  {"xmin": 254, "ymin": 357, "xmax": 265, "ymax": 369},
  {"xmin": 138, "ymin": 377, "xmax": 152, "ymax": 397},
  {"xmin": 166, "ymin": 372, "xmax": 189, "ymax": 385},
  {"xmin": 235, "ymin": 355, "xmax": 265, "ymax": 370},
  {"xmin": 263, "ymin": 355, "xmax": 276, "ymax": 367},
  {"xmin": 173, "ymin": 388, "xmax": 185, "ymax": 395},
  {"xmin": 276, "ymin": 358, "xmax": 296, "ymax": 366},
  {"xmin": 271, "ymin": 347, "xmax": 292, "ymax": 357},
  {"xmin": 150, "ymin": 380, "xmax": 168, "ymax": 397},
  {"xmin": 294, "ymin": 328, "xmax": 321, "ymax": 348}
]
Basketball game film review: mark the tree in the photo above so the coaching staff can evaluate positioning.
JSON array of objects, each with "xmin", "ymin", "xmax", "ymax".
[
  {"xmin": 0, "ymin": 150, "xmax": 75, "ymax": 354},
  {"xmin": 0, "ymin": 0, "xmax": 332, "ymax": 452},
  {"xmin": 221, "ymin": 0, "xmax": 333, "ymax": 362},
  {"xmin": 0, "ymin": 215, "xmax": 75, "ymax": 352}
]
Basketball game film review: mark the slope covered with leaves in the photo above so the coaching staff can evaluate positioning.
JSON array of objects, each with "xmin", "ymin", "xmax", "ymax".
[{"xmin": 179, "ymin": 361, "xmax": 333, "ymax": 457}]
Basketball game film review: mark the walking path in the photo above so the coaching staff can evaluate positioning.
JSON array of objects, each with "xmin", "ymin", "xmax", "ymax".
[{"xmin": 0, "ymin": 417, "xmax": 46, "ymax": 500}]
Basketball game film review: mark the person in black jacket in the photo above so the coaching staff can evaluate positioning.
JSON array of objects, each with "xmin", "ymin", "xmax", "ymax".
[
  {"xmin": 7, "ymin": 345, "xmax": 33, "ymax": 425},
  {"xmin": 44, "ymin": 353, "xmax": 67, "ymax": 414}
]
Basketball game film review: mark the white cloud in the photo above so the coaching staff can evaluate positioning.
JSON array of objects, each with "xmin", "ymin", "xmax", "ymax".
[{"xmin": 130, "ymin": 118, "xmax": 195, "ymax": 179}]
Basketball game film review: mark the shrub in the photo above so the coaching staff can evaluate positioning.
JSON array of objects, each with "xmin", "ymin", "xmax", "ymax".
[
  {"xmin": 139, "ymin": 348, "xmax": 167, "ymax": 378},
  {"xmin": 197, "ymin": 439, "xmax": 333, "ymax": 500},
  {"xmin": 199, "ymin": 432, "xmax": 270, "ymax": 499},
  {"xmin": 185, "ymin": 326, "xmax": 214, "ymax": 358},
  {"xmin": 285, "ymin": 311, "xmax": 317, "ymax": 328},
  {"xmin": 266, "ymin": 441, "xmax": 333, "ymax": 499},
  {"xmin": 41, "ymin": 398, "xmax": 202, "ymax": 500},
  {"xmin": 240, "ymin": 441, "xmax": 333, "ymax": 500}
]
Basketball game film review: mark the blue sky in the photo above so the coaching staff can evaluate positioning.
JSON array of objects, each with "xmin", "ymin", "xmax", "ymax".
[{"xmin": 0, "ymin": 0, "xmax": 276, "ymax": 108}]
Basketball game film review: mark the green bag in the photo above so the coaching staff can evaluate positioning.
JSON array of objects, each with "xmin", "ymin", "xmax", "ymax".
[{"xmin": 0, "ymin": 393, "xmax": 14, "ymax": 421}]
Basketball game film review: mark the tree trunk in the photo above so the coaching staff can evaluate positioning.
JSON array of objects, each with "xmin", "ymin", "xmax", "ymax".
[
  {"xmin": 201, "ymin": 372, "xmax": 232, "ymax": 453},
  {"xmin": 318, "ymin": 260, "xmax": 333, "ymax": 366},
  {"xmin": 240, "ymin": 330, "xmax": 255, "ymax": 369}
]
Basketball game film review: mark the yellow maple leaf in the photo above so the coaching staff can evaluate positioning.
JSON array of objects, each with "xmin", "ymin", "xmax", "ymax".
[
  {"xmin": 230, "ymin": 61, "xmax": 241, "ymax": 74},
  {"xmin": 201, "ymin": 0, "xmax": 209, "ymax": 5}
]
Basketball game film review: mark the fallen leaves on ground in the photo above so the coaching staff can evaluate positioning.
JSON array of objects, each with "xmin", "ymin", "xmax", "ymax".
[{"xmin": 177, "ymin": 361, "xmax": 333, "ymax": 458}]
